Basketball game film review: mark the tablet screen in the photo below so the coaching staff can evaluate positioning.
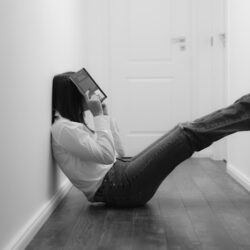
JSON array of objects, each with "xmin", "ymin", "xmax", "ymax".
[{"xmin": 70, "ymin": 68, "xmax": 107, "ymax": 102}]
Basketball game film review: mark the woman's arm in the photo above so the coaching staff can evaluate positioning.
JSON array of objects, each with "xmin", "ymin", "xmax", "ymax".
[
  {"xmin": 102, "ymin": 103, "xmax": 126, "ymax": 158},
  {"xmin": 53, "ymin": 116, "xmax": 116, "ymax": 165},
  {"xmin": 109, "ymin": 117, "xmax": 126, "ymax": 158},
  {"xmin": 52, "ymin": 92, "xmax": 117, "ymax": 164}
]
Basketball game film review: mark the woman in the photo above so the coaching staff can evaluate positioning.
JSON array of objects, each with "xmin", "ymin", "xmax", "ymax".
[{"xmin": 51, "ymin": 72, "xmax": 250, "ymax": 208}]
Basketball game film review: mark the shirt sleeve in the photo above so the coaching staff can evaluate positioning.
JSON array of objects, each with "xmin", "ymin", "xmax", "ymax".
[
  {"xmin": 109, "ymin": 117, "xmax": 126, "ymax": 158},
  {"xmin": 57, "ymin": 116, "xmax": 116, "ymax": 165}
]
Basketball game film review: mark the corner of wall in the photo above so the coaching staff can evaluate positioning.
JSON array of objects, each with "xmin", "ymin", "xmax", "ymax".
[{"xmin": 227, "ymin": 163, "xmax": 250, "ymax": 192}]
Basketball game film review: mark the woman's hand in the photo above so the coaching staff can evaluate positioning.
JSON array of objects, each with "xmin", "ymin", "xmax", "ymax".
[
  {"xmin": 84, "ymin": 90, "xmax": 103, "ymax": 117},
  {"xmin": 102, "ymin": 103, "xmax": 108, "ymax": 115}
]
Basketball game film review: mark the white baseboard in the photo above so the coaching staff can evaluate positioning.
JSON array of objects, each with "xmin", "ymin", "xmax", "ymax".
[
  {"xmin": 227, "ymin": 163, "xmax": 250, "ymax": 192},
  {"xmin": 5, "ymin": 179, "xmax": 72, "ymax": 250}
]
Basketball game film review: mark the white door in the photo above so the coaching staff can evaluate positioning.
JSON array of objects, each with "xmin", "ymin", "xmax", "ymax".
[{"xmin": 109, "ymin": 0, "xmax": 192, "ymax": 156}]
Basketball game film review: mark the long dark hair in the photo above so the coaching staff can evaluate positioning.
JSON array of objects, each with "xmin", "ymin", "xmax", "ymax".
[{"xmin": 52, "ymin": 72, "xmax": 90, "ymax": 130}]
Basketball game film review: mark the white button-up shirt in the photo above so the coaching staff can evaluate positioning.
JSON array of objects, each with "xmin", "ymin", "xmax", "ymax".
[{"xmin": 51, "ymin": 112, "xmax": 125, "ymax": 201}]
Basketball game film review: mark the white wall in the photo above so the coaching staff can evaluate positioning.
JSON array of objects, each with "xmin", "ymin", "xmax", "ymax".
[
  {"xmin": 0, "ymin": 0, "xmax": 87, "ymax": 249},
  {"xmin": 85, "ymin": 0, "xmax": 111, "ymax": 108},
  {"xmin": 227, "ymin": 0, "xmax": 250, "ymax": 191}
]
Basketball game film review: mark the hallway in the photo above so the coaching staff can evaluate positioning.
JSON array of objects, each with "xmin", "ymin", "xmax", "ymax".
[
  {"xmin": 2, "ymin": 1, "xmax": 250, "ymax": 249},
  {"xmin": 26, "ymin": 158, "xmax": 250, "ymax": 250}
]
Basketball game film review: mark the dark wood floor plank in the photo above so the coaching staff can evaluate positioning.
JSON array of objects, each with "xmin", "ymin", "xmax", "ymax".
[
  {"xmin": 198, "ymin": 158, "xmax": 250, "ymax": 223},
  {"xmin": 97, "ymin": 208, "xmax": 133, "ymax": 250},
  {"xmin": 131, "ymin": 217, "xmax": 166, "ymax": 250},
  {"xmin": 62, "ymin": 204, "xmax": 108, "ymax": 250},
  {"xmin": 26, "ymin": 187, "xmax": 88, "ymax": 250},
  {"xmin": 25, "ymin": 159, "xmax": 250, "ymax": 250},
  {"xmin": 172, "ymin": 161, "xmax": 238, "ymax": 250},
  {"xmin": 133, "ymin": 193, "xmax": 162, "ymax": 218},
  {"xmin": 131, "ymin": 196, "xmax": 167, "ymax": 250},
  {"xmin": 189, "ymin": 158, "xmax": 250, "ymax": 247},
  {"xmin": 157, "ymin": 174, "xmax": 201, "ymax": 250}
]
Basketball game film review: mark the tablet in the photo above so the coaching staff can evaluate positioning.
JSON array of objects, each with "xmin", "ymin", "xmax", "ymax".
[{"xmin": 69, "ymin": 68, "xmax": 107, "ymax": 102}]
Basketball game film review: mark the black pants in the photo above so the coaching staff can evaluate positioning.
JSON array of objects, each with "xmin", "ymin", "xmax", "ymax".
[{"xmin": 93, "ymin": 93, "xmax": 250, "ymax": 208}]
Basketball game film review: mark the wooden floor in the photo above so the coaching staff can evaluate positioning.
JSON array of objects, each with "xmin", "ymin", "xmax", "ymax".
[{"xmin": 26, "ymin": 158, "xmax": 250, "ymax": 250}]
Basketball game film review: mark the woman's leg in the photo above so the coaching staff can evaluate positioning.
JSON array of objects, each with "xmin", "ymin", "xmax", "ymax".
[
  {"xmin": 94, "ymin": 126, "xmax": 193, "ymax": 207},
  {"xmin": 117, "ymin": 126, "xmax": 178, "ymax": 163},
  {"xmin": 122, "ymin": 93, "xmax": 250, "ymax": 205},
  {"xmin": 94, "ymin": 93, "xmax": 250, "ymax": 207}
]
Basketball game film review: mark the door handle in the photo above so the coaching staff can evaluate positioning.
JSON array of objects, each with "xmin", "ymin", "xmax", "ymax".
[{"xmin": 171, "ymin": 36, "xmax": 186, "ymax": 43}]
